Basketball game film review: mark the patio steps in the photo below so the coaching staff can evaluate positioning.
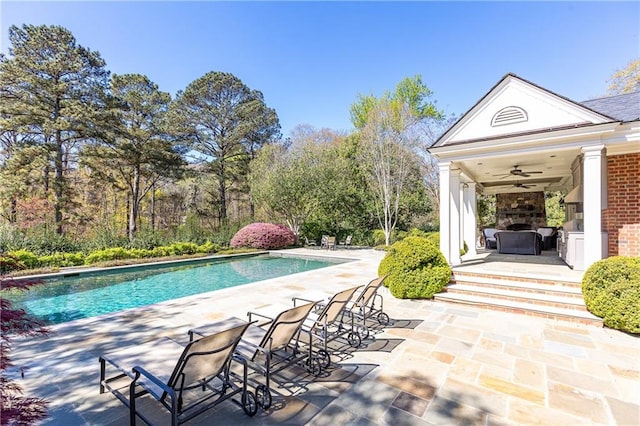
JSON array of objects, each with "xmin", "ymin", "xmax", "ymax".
[{"xmin": 434, "ymin": 271, "xmax": 603, "ymax": 326}]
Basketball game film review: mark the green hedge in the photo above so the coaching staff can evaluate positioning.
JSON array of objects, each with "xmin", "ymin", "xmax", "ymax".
[
  {"xmin": 582, "ymin": 256, "xmax": 640, "ymax": 334},
  {"xmin": 378, "ymin": 236, "xmax": 451, "ymax": 299},
  {"xmin": 6, "ymin": 241, "xmax": 222, "ymax": 270}
]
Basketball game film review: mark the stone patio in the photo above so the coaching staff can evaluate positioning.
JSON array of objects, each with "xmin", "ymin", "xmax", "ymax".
[{"xmin": 7, "ymin": 248, "xmax": 639, "ymax": 425}]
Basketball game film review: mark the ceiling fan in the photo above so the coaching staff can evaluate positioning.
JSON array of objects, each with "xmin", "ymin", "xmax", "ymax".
[
  {"xmin": 496, "ymin": 182, "xmax": 537, "ymax": 189},
  {"xmin": 494, "ymin": 165, "xmax": 544, "ymax": 179}
]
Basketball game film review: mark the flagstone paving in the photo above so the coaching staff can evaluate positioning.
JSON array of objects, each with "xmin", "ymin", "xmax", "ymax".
[{"xmin": 7, "ymin": 248, "xmax": 640, "ymax": 425}]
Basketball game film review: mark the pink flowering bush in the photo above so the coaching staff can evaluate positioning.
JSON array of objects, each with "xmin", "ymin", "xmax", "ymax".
[{"xmin": 230, "ymin": 223, "xmax": 296, "ymax": 250}]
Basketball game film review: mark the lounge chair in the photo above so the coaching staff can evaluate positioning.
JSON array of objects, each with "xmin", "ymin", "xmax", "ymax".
[
  {"xmin": 348, "ymin": 275, "xmax": 390, "ymax": 339},
  {"xmin": 293, "ymin": 286, "xmax": 362, "ymax": 369},
  {"xmin": 188, "ymin": 302, "xmax": 317, "ymax": 411},
  {"xmin": 99, "ymin": 318, "xmax": 255, "ymax": 425},
  {"xmin": 304, "ymin": 236, "xmax": 316, "ymax": 246}
]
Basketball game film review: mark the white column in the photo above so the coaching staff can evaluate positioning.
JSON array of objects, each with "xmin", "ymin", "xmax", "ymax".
[
  {"xmin": 438, "ymin": 162, "xmax": 451, "ymax": 263},
  {"xmin": 449, "ymin": 168, "xmax": 462, "ymax": 265},
  {"xmin": 582, "ymin": 145, "xmax": 604, "ymax": 269},
  {"xmin": 463, "ymin": 182, "xmax": 478, "ymax": 256}
]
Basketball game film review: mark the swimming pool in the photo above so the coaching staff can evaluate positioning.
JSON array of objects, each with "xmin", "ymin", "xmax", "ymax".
[{"xmin": 6, "ymin": 254, "xmax": 347, "ymax": 325}]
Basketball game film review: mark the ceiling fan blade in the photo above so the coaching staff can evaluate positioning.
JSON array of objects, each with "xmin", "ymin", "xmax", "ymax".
[{"xmin": 518, "ymin": 173, "xmax": 531, "ymax": 177}]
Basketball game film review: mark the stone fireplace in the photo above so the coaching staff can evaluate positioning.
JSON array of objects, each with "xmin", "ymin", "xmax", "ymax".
[{"xmin": 496, "ymin": 192, "xmax": 547, "ymax": 229}]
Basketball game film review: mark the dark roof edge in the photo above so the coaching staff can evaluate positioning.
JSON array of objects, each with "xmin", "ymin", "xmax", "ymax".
[{"xmin": 430, "ymin": 73, "xmax": 618, "ymax": 148}]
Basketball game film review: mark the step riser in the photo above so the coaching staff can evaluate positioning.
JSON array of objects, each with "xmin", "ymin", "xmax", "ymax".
[
  {"xmin": 435, "ymin": 297, "xmax": 602, "ymax": 326},
  {"xmin": 452, "ymin": 272, "xmax": 581, "ymax": 288},
  {"xmin": 450, "ymin": 281, "xmax": 583, "ymax": 299},
  {"xmin": 444, "ymin": 288, "xmax": 588, "ymax": 312}
]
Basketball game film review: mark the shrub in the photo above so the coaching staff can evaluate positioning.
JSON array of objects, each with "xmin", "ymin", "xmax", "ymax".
[
  {"xmin": 425, "ymin": 231, "xmax": 439, "ymax": 247},
  {"xmin": 378, "ymin": 236, "xmax": 451, "ymax": 299},
  {"xmin": 8, "ymin": 250, "xmax": 40, "ymax": 269},
  {"xmin": 0, "ymin": 254, "xmax": 25, "ymax": 274},
  {"xmin": 38, "ymin": 252, "xmax": 85, "ymax": 268},
  {"xmin": 230, "ymin": 223, "xmax": 296, "ymax": 250},
  {"xmin": 196, "ymin": 241, "xmax": 220, "ymax": 254},
  {"xmin": 85, "ymin": 247, "xmax": 130, "ymax": 264},
  {"xmin": 582, "ymin": 256, "xmax": 640, "ymax": 334}
]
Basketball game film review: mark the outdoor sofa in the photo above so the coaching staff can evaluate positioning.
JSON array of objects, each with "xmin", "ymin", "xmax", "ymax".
[{"xmin": 495, "ymin": 230, "xmax": 542, "ymax": 255}]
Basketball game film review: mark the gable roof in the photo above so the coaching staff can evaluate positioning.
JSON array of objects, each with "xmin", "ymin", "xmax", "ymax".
[
  {"xmin": 430, "ymin": 73, "xmax": 618, "ymax": 149},
  {"xmin": 580, "ymin": 91, "xmax": 640, "ymax": 122}
]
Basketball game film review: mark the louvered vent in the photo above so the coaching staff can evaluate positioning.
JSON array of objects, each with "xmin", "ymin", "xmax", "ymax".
[{"xmin": 491, "ymin": 106, "xmax": 528, "ymax": 127}]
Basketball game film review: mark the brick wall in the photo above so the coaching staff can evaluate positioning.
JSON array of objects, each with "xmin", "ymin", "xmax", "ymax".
[{"xmin": 602, "ymin": 153, "xmax": 640, "ymax": 257}]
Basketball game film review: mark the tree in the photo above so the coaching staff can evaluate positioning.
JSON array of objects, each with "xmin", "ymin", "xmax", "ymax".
[
  {"xmin": 351, "ymin": 76, "xmax": 444, "ymax": 245},
  {"xmin": 0, "ymin": 24, "xmax": 110, "ymax": 235},
  {"xmin": 168, "ymin": 72, "xmax": 280, "ymax": 224},
  {"xmin": 250, "ymin": 142, "xmax": 324, "ymax": 237},
  {"xmin": 359, "ymin": 100, "xmax": 423, "ymax": 246},
  {"xmin": 350, "ymin": 75, "xmax": 443, "ymax": 129},
  {"xmin": 607, "ymin": 58, "xmax": 640, "ymax": 95},
  {"xmin": 83, "ymin": 74, "xmax": 185, "ymax": 240}
]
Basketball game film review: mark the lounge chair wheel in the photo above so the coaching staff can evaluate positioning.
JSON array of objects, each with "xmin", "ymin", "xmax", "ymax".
[
  {"xmin": 356, "ymin": 324, "xmax": 370, "ymax": 340},
  {"xmin": 347, "ymin": 332, "xmax": 361, "ymax": 348},
  {"xmin": 255, "ymin": 384, "xmax": 272, "ymax": 410},
  {"xmin": 318, "ymin": 349, "xmax": 331, "ymax": 369},
  {"xmin": 377, "ymin": 312, "xmax": 390, "ymax": 325},
  {"xmin": 307, "ymin": 357, "xmax": 323, "ymax": 376},
  {"xmin": 242, "ymin": 391, "xmax": 258, "ymax": 417}
]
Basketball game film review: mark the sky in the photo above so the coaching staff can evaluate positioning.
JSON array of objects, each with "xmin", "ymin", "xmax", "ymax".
[{"xmin": 1, "ymin": 1, "xmax": 638, "ymax": 137}]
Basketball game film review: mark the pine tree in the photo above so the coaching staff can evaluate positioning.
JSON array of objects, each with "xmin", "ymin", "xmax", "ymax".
[{"xmin": 0, "ymin": 24, "xmax": 110, "ymax": 234}]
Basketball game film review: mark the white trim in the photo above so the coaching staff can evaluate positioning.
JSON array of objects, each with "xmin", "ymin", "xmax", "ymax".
[
  {"xmin": 449, "ymin": 169, "xmax": 462, "ymax": 266},
  {"xmin": 439, "ymin": 162, "xmax": 451, "ymax": 263},
  {"xmin": 582, "ymin": 145, "xmax": 605, "ymax": 269},
  {"xmin": 463, "ymin": 183, "xmax": 478, "ymax": 256}
]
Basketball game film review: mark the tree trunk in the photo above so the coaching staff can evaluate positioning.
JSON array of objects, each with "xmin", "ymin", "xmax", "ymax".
[
  {"xmin": 7, "ymin": 197, "xmax": 17, "ymax": 223},
  {"xmin": 151, "ymin": 183, "xmax": 156, "ymax": 231},
  {"xmin": 218, "ymin": 169, "xmax": 227, "ymax": 222},
  {"xmin": 129, "ymin": 166, "xmax": 140, "ymax": 241},
  {"xmin": 54, "ymin": 129, "xmax": 64, "ymax": 235}
]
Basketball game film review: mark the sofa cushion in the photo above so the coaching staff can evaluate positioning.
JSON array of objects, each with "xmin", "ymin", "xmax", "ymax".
[{"xmin": 495, "ymin": 230, "xmax": 542, "ymax": 255}]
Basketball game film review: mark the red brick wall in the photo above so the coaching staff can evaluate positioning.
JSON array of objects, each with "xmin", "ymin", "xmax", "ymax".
[{"xmin": 602, "ymin": 153, "xmax": 640, "ymax": 257}]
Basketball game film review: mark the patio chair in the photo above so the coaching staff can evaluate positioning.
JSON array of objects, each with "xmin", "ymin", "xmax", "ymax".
[
  {"xmin": 188, "ymin": 302, "xmax": 317, "ymax": 411},
  {"xmin": 293, "ymin": 285, "xmax": 362, "ymax": 370},
  {"xmin": 320, "ymin": 235, "xmax": 329, "ymax": 248},
  {"xmin": 347, "ymin": 275, "xmax": 390, "ymax": 339},
  {"xmin": 99, "ymin": 318, "xmax": 256, "ymax": 425},
  {"xmin": 482, "ymin": 228, "xmax": 498, "ymax": 249},
  {"xmin": 338, "ymin": 235, "xmax": 352, "ymax": 248},
  {"xmin": 304, "ymin": 236, "xmax": 316, "ymax": 246},
  {"xmin": 326, "ymin": 236, "xmax": 336, "ymax": 250}
]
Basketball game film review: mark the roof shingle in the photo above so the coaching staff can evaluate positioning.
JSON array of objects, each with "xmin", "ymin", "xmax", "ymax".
[{"xmin": 580, "ymin": 91, "xmax": 640, "ymax": 122}]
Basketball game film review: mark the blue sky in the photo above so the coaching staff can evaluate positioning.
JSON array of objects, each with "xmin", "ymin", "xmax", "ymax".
[{"xmin": 1, "ymin": 1, "xmax": 638, "ymax": 137}]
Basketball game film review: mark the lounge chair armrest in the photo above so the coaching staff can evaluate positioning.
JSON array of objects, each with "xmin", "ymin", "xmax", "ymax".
[
  {"xmin": 292, "ymin": 296, "xmax": 316, "ymax": 306},
  {"xmin": 247, "ymin": 310, "xmax": 275, "ymax": 324},
  {"xmin": 131, "ymin": 366, "xmax": 174, "ymax": 397}
]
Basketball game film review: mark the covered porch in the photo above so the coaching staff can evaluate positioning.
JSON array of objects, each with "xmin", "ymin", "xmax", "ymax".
[{"xmin": 429, "ymin": 73, "xmax": 639, "ymax": 272}]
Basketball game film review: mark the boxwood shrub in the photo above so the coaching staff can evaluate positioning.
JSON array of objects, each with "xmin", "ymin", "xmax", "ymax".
[
  {"xmin": 230, "ymin": 223, "xmax": 296, "ymax": 250},
  {"xmin": 582, "ymin": 256, "xmax": 640, "ymax": 334},
  {"xmin": 378, "ymin": 236, "xmax": 451, "ymax": 299}
]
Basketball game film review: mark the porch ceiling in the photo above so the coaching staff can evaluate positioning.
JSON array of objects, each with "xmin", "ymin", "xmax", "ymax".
[{"xmin": 457, "ymin": 148, "xmax": 579, "ymax": 195}]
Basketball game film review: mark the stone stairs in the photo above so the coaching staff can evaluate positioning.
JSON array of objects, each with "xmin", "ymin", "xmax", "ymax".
[{"xmin": 434, "ymin": 270, "xmax": 603, "ymax": 326}]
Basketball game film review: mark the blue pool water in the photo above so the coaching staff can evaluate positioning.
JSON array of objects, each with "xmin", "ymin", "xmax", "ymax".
[{"xmin": 6, "ymin": 254, "xmax": 346, "ymax": 325}]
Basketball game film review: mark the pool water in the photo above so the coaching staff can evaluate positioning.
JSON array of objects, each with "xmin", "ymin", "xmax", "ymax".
[{"xmin": 6, "ymin": 254, "xmax": 346, "ymax": 325}]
